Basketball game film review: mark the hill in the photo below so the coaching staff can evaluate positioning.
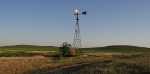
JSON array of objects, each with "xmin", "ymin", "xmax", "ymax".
[
  {"xmin": 0, "ymin": 45, "xmax": 149, "ymax": 57},
  {"xmin": 0, "ymin": 45, "xmax": 59, "ymax": 51},
  {"xmin": 81, "ymin": 45, "xmax": 150, "ymax": 53},
  {"xmin": 0, "ymin": 45, "xmax": 149, "ymax": 52},
  {"xmin": 0, "ymin": 45, "xmax": 59, "ymax": 57}
]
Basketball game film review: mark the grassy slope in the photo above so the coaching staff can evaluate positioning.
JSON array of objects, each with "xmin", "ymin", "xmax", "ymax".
[
  {"xmin": 0, "ymin": 45, "xmax": 149, "ymax": 57},
  {"xmin": 0, "ymin": 45, "xmax": 149, "ymax": 74},
  {"xmin": 1, "ymin": 45, "xmax": 149, "ymax": 52},
  {"xmin": 0, "ymin": 45, "xmax": 59, "ymax": 57},
  {"xmin": 81, "ymin": 45, "xmax": 150, "ymax": 53},
  {"xmin": 0, "ymin": 45, "xmax": 59, "ymax": 51}
]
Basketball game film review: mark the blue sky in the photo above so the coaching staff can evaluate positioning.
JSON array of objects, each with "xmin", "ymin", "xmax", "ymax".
[{"xmin": 0, "ymin": 0, "xmax": 150, "ymax": 47}]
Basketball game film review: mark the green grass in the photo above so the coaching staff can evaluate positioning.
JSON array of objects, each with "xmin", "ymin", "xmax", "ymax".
[
  {"xmin": 0, "ymin": 51, "xmax": 59, "ymax": 57},
  {"xmin": 0, "ymin": 45, "xmax": 150, "ymax": 57},
  {"xmin": 0, "ymin": 45, "xmax": 59, "ymax": 51},
  {"xmin": 80, "ymin": 45, "xmax": 150, "ymax": 53},
  {"xmin": 0, "ymin": 45, "xmax": 59, "ymax": 57},
  {"xmin": 1, "ymin": 45, "xmax": 149, "ymax": 52}
]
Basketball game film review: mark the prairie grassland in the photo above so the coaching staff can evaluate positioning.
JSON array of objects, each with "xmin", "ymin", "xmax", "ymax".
[
  {"xmin": 48, "ymin": 53, "xmax": 150, "ymax": 74},
  {"xmin": 0, "ymin": 52, "xmax": 149, "ymax": 74},
  {"xmin": 0, "ymin": 45, "xmax": 150, "ymax": 74},
  {"xmin": 0, "ymin": 53, "xmax": 113, "ymax": 74},
  {"xmin": 0, "ymin": 57, "xmax": 52, "ymax": 74}
]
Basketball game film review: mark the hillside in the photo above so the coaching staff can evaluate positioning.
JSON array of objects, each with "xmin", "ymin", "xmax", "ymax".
[
  {"xmin": 0, "ymin": 45, "xmax": 149, "ymax": 57},
  {"xmin": 0, "ymin": 45, "xmax": 149, "ymax": 74},
  {"xmin": 81, "ymin": 45, "xmax": 150, "ymax": 53},
  {"xmin": 0, "ymin": 45, "xmax": 59, "ymax": 57},
  {"xmin": 0, "ymin": 45, "xmax": 149, "ymax": 52},
  {"xmin": 0, "ymin": 45, "xmax": 59, "ymax": 51}
]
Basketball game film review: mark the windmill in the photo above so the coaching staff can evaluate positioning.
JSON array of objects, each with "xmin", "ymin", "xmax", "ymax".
[
  {"xmin": 73, "ymin": 9, "xmax": 87, "ymax": 49},
  {"xmin": 59, "ymin": 9, "xmax": 87, "ymax": 56}
]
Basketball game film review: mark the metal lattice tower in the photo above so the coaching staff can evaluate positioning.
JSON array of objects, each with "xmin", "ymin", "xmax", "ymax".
[{"xmin": 73, "ymin": 9, "xmax": 86, "ymax": 48}]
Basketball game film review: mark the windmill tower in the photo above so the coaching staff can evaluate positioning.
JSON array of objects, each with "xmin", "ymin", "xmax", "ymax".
[{"xmin": 73, "ymin": 9, "xmax": 86, "ymax": 49}]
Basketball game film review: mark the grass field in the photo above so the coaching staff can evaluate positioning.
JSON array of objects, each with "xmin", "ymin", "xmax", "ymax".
[
  {"xmin": 0, "ymin": 45, "xmax": 149, "ymax": 57},
  {"xmin": 0, "ymin": 45, "xmax": 59, "ymax": 51},
  {"xmin": 0, "ymin": 45, "xmax": 149, "ymax": 74},
  {"xmin": 81, "ymin": 45, "xmax": 150, "ymax": 53},
  {"xmin": 0, "ymin": 45, "xmax": 59, "ymax": 57}
]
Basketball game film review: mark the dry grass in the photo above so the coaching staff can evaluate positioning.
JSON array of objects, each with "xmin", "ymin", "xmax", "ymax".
[
  {"xmin": 0, "ymin": 53, "xmax": 149, "ymax": 74},
  {"xmin": 48, "ymin": 53, "xmax": 150, "ymax": 74},
  {"xmin": 0, "ymin": 56, "xmax": 53, "ymax": 74},
  {"xmin": 0, "ymin": 54, "xmax": 113, "ymax": 74}
]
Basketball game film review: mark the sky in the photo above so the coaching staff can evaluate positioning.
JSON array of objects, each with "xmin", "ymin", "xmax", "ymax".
[{"xmin": 0, "ymin": 0, "xmax": 150, "ymax": 47}]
